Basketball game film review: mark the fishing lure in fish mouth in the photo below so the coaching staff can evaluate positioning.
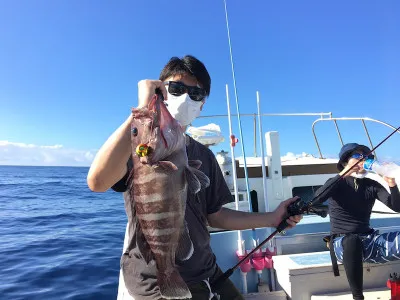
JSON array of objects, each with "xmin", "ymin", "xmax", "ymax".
[{"xmin": 136, "ymin": 143, "xmax": 151, "ymax": 157}]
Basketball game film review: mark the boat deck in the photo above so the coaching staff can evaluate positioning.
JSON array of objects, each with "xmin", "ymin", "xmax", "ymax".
[
  {"xmin": 311, "ymin": 288, "xmax": 391, "ymax": 300},
  {"xmin": 272, "ymin": 251, "xmax": 400, "ymax": 300},
  {"xmin": 242, "ymin": 289, "xmax": 391, "ymax": 300}
]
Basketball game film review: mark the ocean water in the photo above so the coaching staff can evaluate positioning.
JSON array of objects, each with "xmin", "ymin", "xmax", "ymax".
[{"xmin": 0, "ymin": 166, "xmax": 127, "ymax": 300}]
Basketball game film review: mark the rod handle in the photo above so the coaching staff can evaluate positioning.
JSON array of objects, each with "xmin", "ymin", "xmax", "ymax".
[{"xmin": 211, "ymin": 268, "xmax": 234, "ymax": 292}]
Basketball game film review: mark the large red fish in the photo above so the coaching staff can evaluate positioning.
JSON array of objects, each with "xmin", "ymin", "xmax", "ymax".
[{"xmin": 128, "ymin": 91, "xmax": 209, "ymax": 299}]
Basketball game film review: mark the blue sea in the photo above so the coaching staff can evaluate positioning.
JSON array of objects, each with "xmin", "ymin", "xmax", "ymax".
[{"xmin": 0, "ymin": 165, "xmax": 127, "ymax": 300}]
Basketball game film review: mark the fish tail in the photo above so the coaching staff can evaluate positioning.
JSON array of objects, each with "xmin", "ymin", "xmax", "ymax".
[{"xmin": 158, "ymin": 269, "xmax": 191, "ymax": 299}]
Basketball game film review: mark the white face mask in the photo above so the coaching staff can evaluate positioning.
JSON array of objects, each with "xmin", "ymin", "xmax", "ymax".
[{"xmin": 165, "ymin": 92, "xmax": 202, "ymax": 126}]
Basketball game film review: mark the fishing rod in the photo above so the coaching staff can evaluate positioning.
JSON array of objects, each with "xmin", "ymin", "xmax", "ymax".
[
  {"xmin": 223, "ymin": 0, "xmax": 258, "ymax": 248},
  {"xmin": 211, "ymin": 124, "xmax": 400, "ymax": 292}
]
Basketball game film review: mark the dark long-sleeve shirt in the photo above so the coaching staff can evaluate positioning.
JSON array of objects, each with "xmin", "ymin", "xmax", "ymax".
[{"xmin": 314, "ymin": 175, "xmax": 400, "ymax": 235}]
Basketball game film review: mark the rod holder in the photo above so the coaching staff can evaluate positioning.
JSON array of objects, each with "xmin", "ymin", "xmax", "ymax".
[
  {"xmin": 252, "ymin": 249, "xmax": 265, "ymax": 272},
  {"xmin": 264, "ymin": 255, "xmax": 274, "ymax": 269},
  {"xmin": 264, "ymin": 248, "xmax": 276, "ymax": 269},
  {"xmin": 236, "ymin": 250, "xmax": 252, "ymax": 273}
]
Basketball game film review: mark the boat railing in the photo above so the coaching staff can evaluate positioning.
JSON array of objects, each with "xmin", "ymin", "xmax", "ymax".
[
  {"xmin": 197, "ymin": 113, "xmax": 400, "ymax": 161},
  {"xmin": 312, "ymin": 117, "xmax": 400, "ymax": 160},
  {"xmin": 198, "ymin": 112, "xmax": 332, "ymax": 157}
]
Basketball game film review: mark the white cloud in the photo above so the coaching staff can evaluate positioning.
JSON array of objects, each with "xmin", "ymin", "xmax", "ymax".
[
  {"xmin": 0, "ymin": 140, "xmax": 97, "ymax": 167},
  {"xmin": 281, "ymin": 151, "xmax": 316, "ymax": 161}
]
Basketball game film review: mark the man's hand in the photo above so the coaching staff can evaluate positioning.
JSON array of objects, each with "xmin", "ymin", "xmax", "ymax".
[
  {"xmin": 384, "ymin": 176, "xmax": 397, "ymax": 187},
  {"xmin": 270, "ymin": 196, "xmax": 303, "ymax": 228},
  {"xmin": 137, "ymin": 79, "xmax": 168, "ymax": 108}
]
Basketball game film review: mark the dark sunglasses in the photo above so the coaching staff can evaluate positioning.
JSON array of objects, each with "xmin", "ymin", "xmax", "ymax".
[
  {"xmin": 350, "ymin": 153, "xmax": 375, "ymax": 160},
  {"xmin": 164, "ymin": 81, "xmax": 206, "ymax": 102}
]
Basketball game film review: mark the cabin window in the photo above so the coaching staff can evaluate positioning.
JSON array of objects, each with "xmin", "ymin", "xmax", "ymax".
[
  {"xmin": 227, "ymin": 191, "xmax": 246, "ymax": 202},
  {"xmin": 292, "ymin": 185, "xmax": 325, "ymax": 203}
]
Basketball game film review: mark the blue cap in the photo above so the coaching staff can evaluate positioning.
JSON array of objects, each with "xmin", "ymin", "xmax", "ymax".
[{"xmin": 337, "ymin": 143, "xmax": 372, "ymax": 171}]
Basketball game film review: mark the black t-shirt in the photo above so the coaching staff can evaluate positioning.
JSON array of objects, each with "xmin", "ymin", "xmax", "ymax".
[
  {"xmin": 112, "ymin": 135, "xmax": 233, "ymax": 299},
  {"xmin": 314, "ymin": 175, "xmax": 400, "ymax": 235}
]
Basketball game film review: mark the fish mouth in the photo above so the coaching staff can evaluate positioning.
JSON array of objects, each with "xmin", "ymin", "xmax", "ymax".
[{"xmin": 138, "ymin": 150, "xmax": 157, "ymax": 166}]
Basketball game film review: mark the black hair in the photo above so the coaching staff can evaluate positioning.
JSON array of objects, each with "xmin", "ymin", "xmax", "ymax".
[{"xmin": 159, "ymin": 55, "xmax": 211, "ymax": 97}]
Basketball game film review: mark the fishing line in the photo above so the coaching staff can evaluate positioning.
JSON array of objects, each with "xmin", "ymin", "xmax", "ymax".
[
  {"xmin": 211, "ymin": 124, "xmax": 400, "ymax": 292},
  {"xmin": 223, "ymin": 0, "xmax": 258, "ymax": 248}
]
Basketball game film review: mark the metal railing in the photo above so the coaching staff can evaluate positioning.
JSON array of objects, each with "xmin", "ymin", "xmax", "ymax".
[
  {"xmin": 312, "ymin": 117, "xmax": 400, "ymax": 159},
  {"xmin": 198, "ymin": 112, "xmax": 332, "ymax": 157},
  {"xmin": 197, "ymin": 113, "xmax": 400, "ymax": 160}
]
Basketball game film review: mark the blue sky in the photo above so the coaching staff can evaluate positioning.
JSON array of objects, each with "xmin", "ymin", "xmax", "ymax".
[{"xmin": 1, "ymin": 0, "xmax": 399, "ymax": 166}]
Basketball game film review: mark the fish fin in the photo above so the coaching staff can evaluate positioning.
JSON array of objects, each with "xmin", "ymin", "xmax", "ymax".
[
  {"xmin": 136, "ymin": 222, "xmax": 153, "ymax": 264},
  {"xmin": 158, "ymin": 161, "xmax": 178, "ymax": 171},
  {"xmin": 176, "ymin": 221, "xmax": 194, "ymax": 261},
  {"xmin": 158, "ymin": 269, "xmax": 192, "ymax": 299},
  {"xmin": 127, "ymin": 167, "xmax": 135, "ymax": 194},
  {"xmin": 186, "ymin": 166, "xmax": 210, "ymax": 194},
  {"xmin": 188, "ymin": 160, "xmax": 202, "ymax": 169},
  {"xmin": 160, "ymin": 128, "xmax": 168, "ymax": 148},
  {"xmin": 185, "ymin": 167, "xmax": 201, "ymax": 194}
]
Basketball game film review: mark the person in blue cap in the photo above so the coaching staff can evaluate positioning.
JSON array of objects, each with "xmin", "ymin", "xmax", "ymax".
[{"xmin": 314, "ymin": 143, "xmax": 400, "ymax": 300}]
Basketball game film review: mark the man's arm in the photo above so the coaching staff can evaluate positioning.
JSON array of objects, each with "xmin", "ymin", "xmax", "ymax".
[
  {"xmin": 374, "ymin": 178, "xmax": 400, "ymax": 212},
  {"xmin": 313, "ymin": 163, "xmax": 362, "ymax": 205},
  {"xmin": 87, "ymin": 79, "xmax": 168, "ymax": 193},
  {"xmin": 312, "ymin": 175, "xmax": 340, "ymax": 205},
  {"xmin": 87, "ymin": 114, "xmax": 133, "ymax": 192},
  {"xmin": 207, "ymin": 197, "xmax": 302, "ymax": 230}
]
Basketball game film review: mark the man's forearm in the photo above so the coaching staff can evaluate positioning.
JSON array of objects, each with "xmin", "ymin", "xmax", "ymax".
[
  {"xmin": 87, "ymin": 114, "xmax": 133, "ymax": 192},
  {"xmin": 389, "ymin": 185, "xmax": 400, "ymax": 212},
  {"xmin": 207, "ymin": 208, "xmax": 277, "ymax": 230}
]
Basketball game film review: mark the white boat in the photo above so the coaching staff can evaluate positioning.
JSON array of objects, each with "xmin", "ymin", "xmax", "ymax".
[
  {"xmin": 192, "ymin": 113, "xmax": 400, "ymax": 299},
  {"xmin": 192, "ymin": 2, "xmax": 400, "ymax": 298}
]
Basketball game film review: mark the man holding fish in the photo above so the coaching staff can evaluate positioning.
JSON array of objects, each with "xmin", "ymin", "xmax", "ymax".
[{"xmin": 87, "ymin": 55, "xmax": 302, "ymax": 300}]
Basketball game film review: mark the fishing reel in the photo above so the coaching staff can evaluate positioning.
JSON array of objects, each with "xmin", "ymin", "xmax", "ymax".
[
  {"xmin": 277, "ymin": 197, "xmax": 328, "ymax": 232},
  {"xmin": 288, "ymin": 197, "xmax": 328, "ymax": 218},
  {"xmin": 286, "ymin": 197, "xmax": 306, "ymax": 216}
]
